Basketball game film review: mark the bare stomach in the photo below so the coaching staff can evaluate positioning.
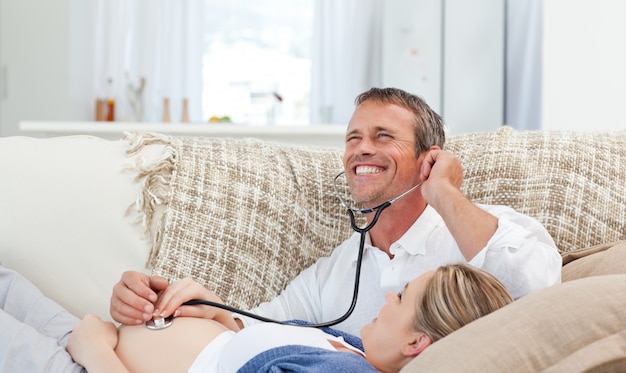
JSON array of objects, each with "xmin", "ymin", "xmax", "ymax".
[{"xmin": 115, "ymin": 317, "xmax": 229, "ymax": 373}]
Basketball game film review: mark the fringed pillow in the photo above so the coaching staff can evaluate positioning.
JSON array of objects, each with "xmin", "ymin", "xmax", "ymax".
[
  {"xmin": 447, "ymin": 126, "xmax": 626, "ymax": 253},
  {"xmin": 125, "ymin": 132, "xmax": 354, "ymax": 310}
]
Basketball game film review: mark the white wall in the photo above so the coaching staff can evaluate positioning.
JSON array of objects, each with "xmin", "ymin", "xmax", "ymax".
[
  {"xmin": 3, "ymin": 1, "xmax": 626, "ymax": 137},
  {"xmin": 543, "ymin": 0, "xmax": 626, "ymax": 131},
  {"xmin": 2, "ymin": 0, "xmax": 507, "ymax": 138},
  {"xmin": 382, "ymin": 0, "xmax": 443, "ymax": 113},
  {"xmin": 0, "ymin": 0, "xmax": 94, "ymax": 137},
  {"xmin": 443, "ymin": 0, "xmax": 504, "ymax": 134},
  {"xmin": 382, "ymin": 0, "xmax": 505, "ymax": 135}
]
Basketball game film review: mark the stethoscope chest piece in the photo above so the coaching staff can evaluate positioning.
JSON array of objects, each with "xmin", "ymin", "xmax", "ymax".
[{"xmin": 146, "ymin": 315, "xmax": 174, "ymax": 330}]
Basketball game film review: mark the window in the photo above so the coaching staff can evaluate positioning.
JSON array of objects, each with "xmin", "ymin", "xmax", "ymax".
[{"xmin": 202, "ymin": 0, "xmax": 314, "ymax": 126}]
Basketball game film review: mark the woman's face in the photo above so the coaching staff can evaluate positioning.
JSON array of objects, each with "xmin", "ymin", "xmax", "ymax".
[{"xmin": 360, "ymin": 271, "xmax": 433, "ymax": 372}]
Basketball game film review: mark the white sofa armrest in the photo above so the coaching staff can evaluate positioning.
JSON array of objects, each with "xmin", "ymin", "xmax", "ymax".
[{"xmin": 0, "ymin": 135, "xmax": 160, "ymax": 321}]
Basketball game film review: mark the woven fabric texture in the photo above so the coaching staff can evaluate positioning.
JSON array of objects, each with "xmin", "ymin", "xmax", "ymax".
[
  {"xmin": 141, "ymin": 126, "xmax": 626, "ymax": 310},
  {"xmin": 148, "ymin": 137, "xmax": 352, "ymax": 310},
  {"xmin": 446, "ymin": 126, "xmax": 626, "ymax": 253}
]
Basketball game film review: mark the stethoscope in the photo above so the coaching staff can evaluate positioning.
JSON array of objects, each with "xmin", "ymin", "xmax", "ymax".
[{"xmin": 146, "ymin": 171, "xmax": 422, "ymax": 330}]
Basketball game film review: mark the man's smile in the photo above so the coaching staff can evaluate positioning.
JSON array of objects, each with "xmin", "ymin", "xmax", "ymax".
[{"xmin": 355, "ymin": 165, "xmax": 385, "ymax": 175}]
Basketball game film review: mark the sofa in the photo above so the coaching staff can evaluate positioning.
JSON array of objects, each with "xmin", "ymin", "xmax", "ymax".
[{"xmin": 1, "ymin": 126, "xmax": 625, "ymax": 372}]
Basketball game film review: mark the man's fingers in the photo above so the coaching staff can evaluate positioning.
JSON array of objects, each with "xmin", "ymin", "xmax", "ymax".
[
  {"xmin": 110, "ymin": 272, "xmax": 158, "ymax": 324},
  {"xmin": 110, "ymin": 284, "xmax": 153, "ymax": 324},
  {"xmin": 120, "ymin": 272, "xmax": 158, "ymax": 303},
  {"xmin": 109, "ymin": 300, "xmax": 149, "ymax": 325}
]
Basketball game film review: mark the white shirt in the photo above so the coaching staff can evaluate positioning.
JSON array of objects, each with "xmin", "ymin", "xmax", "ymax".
[
  {"xmin": 240, "ymin": 204, "xmax": 562, "ymax": 336},
  {"xmin": 218, "ymin": 323, "xmax": 364, "ymax": 372},
  {"xmin": 188, "ymin": 323, "xmax": 364, "ymax": 373}
]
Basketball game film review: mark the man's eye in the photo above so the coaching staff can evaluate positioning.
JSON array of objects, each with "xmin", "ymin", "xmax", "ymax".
[{"xmin": 397, "ymin": 292, "xmax": 403, "ymax": 300}]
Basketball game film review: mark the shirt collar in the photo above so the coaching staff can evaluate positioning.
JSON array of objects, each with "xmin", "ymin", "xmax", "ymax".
[
  {"xmin": 349, "ymin": 205, "xmax": 443, "ymax": 262},
  {"xmin": 391, "ymin": 205, "xmax": 442, "ymax": 256}
]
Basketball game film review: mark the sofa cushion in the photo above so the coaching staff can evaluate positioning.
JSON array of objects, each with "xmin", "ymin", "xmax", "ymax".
[
  {"xmin": 130, "ymin": 133, "xmax": 355, "ymax": 310},
  {"xmin": 0, "ymin": 135, "xmax": 159, "ymax": 320},
  {"xmin": 400, "ymin": 274, "xmax": 626, "ymax": 373},
  {"xmin": 446, "ymin": 126, "xmax": 626, "ymax": 254},
  {"xmin": 138, "ymin": 127, "xmax": 626, "ymax": 310},
  {"xmin": 561, "ymin": 240, "xmax": 626, "ymax": 281}
]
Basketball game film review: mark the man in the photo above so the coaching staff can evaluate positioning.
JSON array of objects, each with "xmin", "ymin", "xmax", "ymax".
[{"xmin": 111, "ymin": 87, "xmax": 561, "ymax": 335}]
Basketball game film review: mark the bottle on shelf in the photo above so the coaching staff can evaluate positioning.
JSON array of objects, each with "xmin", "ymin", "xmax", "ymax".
[
  {"xmin": 105, "ymin": 78, "xmax": 115, "ymax": 122},
  {"xmin": 181, "ymin": 98, "xmax": 190, "ymax": 123},
  {"xmin": 162, "ymin": 97, "xmax": 170, "ymax": 122},
  {"xmin": 95, "ymin": 99, "xmax": 105, "ymax": 121}
]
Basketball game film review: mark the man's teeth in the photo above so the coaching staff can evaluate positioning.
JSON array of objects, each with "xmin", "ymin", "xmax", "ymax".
[{"xmin": 356, "ymin": 166, "xmax": 382, "ymax": 175}]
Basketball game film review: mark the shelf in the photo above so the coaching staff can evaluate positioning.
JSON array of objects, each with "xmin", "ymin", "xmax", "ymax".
[{"xmin": 19, "ymin": 121, "xmax": 347, "ymax": 148}]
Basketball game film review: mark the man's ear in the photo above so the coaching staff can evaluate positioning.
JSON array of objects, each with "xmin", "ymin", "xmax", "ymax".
[{"xmin": 402, "ymin": 333, "xmax": 432, "ymax": 357}]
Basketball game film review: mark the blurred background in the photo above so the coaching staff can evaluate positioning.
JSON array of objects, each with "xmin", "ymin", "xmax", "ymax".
[{"xmin": 1, "ymin": 0, "xmax": 625, "ymax": 137}]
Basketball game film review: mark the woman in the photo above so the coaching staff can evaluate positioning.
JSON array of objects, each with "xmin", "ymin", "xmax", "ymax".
[{"xmin": 67, "ymin": 263, "xmax": 513, "ymax": 373}]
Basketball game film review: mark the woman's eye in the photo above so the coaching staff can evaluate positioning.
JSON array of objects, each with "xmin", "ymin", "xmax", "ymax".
[{"xmin": 397, "ymin": 292, "xmax": 403, "ymax": 300}]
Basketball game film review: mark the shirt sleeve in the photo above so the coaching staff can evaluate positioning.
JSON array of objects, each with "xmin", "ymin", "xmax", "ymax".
[{"xmin": 468, "ymin": 204, "xmax": 562, "ymax": 299}]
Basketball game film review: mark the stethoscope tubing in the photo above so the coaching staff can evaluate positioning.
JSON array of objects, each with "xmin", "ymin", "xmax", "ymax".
[
  {"xmin": 182, "ymin": 173, "xmax": 420, "ymax": 329},
  {"xmin": 182, "ymin": 204, "xmax": 389, "ymax": 328}
]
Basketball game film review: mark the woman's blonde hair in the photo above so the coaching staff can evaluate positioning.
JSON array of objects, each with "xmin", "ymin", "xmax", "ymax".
[{"xmin": 413, "ymin": 263, "xmax": 513, "ymax": 342}]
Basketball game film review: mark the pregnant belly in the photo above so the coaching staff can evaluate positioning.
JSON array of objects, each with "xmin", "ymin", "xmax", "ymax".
[{"xmin": 115, "ymin": 317, "xmax": 229, "ymax": 373}]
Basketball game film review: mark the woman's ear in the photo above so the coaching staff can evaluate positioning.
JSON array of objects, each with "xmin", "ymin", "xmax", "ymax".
[{"xmin": 402, "ymin": 333, "xmax": 432, "ymax": 357}]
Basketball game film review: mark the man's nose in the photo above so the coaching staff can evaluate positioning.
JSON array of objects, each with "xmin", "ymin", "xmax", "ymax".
[{"xmin": 354, "ymin": 137, "xmax": 376, "ymax": 156}]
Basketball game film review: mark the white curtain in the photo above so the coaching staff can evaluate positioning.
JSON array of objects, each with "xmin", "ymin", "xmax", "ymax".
[
  {"xmin": 312, "ymin": 0, "xmax": 543, "ymax": 130},
  {"xmin": 505, "ymin": 0, "xmax": 542, "ymax": 130},
  {"xmin": 93, "ymin": 0, "xmax": 204, "ymax": 122},
  {"xmin": 310, "ymin": 0, "xmax": 383, "ymax": 125},
  {"xmin": 91, "ymin": 1, "xmax": 540, "ymax": 128},
  {"xmin": 94, "ymin": 0, "xmax": 383, "ymax": 126}
]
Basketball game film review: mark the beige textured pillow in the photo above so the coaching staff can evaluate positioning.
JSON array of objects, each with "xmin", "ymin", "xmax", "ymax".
[
  {"xmin": 140, "ymin": 135, "xmax": 355, "ymax": 310},
  {"xmin": 562, "ymin": 240, "xmax": 626, "ymax": 281},
  {"xmin": 446, "ymin": 126, "xmax": 626, "ymax": 254},
  {"xmin": 400, "ymin": 274, "xmax": 626, "ymax": 373},
  {"xmin": 143, "ymin": 127, "xmax": 626, "ymax": 309}
]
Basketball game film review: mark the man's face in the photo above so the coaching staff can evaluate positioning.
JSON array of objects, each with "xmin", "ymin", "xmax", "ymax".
[{"xmin": 343, "ymin": 100, "xmax": 422, "ymax": 207}]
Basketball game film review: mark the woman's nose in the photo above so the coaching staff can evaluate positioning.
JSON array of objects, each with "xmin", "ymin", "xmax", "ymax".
[{"xmin": 385, "ymin": 292, "xmax": 396, "ymax": 302}]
